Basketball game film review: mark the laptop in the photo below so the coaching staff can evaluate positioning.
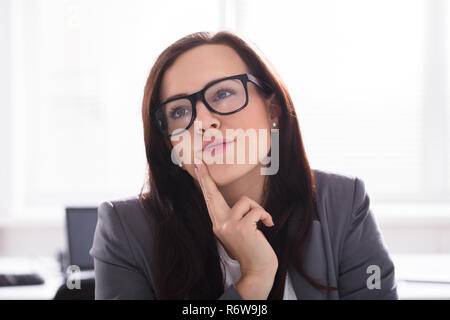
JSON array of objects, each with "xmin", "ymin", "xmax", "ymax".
[{"xmin": 65, "ymin": 207, "xmax": 98, "ymax": 272}]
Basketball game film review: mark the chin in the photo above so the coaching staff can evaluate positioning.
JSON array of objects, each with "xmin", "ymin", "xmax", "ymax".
[{"xmin": 207, "ymin": 162, "xmax": 258, "ymax": 186}]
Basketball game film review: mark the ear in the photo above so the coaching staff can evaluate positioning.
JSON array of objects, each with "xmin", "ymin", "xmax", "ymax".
[{"xmin": 265, "ymin": 93, "xmax": 282, "ymax": 123}]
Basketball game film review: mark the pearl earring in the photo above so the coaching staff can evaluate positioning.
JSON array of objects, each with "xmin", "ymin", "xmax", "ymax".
[
  {"xmin": 174, "ymin": 156, "xmax": 183, "ymax": 167},
  {"xmin": 272, "ymin": 122, "xmax": 277, "ymax": 128}
]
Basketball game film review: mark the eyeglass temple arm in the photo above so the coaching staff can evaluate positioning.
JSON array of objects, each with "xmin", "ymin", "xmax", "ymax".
[{"xmin": 247, "ymin": 73, "xmax": 273, "ymax": 94}]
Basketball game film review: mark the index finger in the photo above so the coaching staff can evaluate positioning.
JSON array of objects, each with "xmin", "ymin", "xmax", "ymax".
[{"xmin": 194, "ymin": 157, "xmax": 230, "ymax": 224}]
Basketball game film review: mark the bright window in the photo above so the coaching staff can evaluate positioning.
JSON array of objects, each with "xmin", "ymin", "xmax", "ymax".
[{"xmin": 4, "ymin": 0, "xmax": 449, "ymax": 220}]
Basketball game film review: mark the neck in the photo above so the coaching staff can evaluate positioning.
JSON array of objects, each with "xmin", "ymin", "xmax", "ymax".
[{"xmin": 218, "ymin": 164, "xmax": 267, "ymax": 208}]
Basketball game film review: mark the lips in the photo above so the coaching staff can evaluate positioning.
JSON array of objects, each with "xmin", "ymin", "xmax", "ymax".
[{"xmin": 202, "ymin": 138, "xmax": 235, "ymax": 152}]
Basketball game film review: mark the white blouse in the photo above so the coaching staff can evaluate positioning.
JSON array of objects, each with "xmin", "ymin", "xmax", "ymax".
[{"xmin": 216, "ymin": 238, "xmax": 298, "ymax": 300}]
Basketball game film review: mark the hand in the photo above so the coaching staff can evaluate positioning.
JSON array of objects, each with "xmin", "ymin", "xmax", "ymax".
[{"xmin": 194, "ymin": 158, "xmax": 279, "ymax": 278}]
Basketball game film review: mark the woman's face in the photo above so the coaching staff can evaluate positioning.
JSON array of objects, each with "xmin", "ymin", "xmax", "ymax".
[{"xmin": 160, "ymin": 44, "xmax": 278, "ymax": 186}]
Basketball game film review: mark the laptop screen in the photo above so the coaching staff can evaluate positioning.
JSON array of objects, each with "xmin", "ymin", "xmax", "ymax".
[{"xmin": 65, "ymin": 207, "xmax": 98, "ymax": 270}]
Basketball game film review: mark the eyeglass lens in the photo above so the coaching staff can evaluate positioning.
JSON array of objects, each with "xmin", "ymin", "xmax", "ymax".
[{"xmin": 155, "ymin": 78, "xmax": 246, "ymax": 136}]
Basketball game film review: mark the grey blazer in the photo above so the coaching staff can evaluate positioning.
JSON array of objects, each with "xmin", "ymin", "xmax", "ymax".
[{"xmin": 89, "ymin": 169, "xmax": 398, "ymax": 300}]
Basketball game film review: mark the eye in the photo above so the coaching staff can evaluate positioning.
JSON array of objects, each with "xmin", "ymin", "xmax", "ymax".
[
  {"xmin": 213, "ymin": 89, "xmax": 235, "ymax": 101},
  {"xmin": 169, "ymin": 107, "xmax": 189, "ymax": 120}
]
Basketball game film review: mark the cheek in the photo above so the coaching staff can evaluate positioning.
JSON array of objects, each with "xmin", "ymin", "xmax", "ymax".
[
  {"xmin": 169, "ymin": 131, "xmax": 195, "ymax": 165},
  {"xmin": 235, "ymin": 102, "xmax": 272, "ymax": 155},
  {"xmin": 235, "ymin": 102, "xmax": 269, "ymax": 130}
]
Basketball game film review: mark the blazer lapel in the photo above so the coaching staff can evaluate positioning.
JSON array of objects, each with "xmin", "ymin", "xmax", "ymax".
[{"xmin": 287, "ymin": 215, "xmax": 329, "ymax": 300}]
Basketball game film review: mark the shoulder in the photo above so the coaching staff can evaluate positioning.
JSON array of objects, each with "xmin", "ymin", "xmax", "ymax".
[
  {"xmin": 91, "ymin": 196, "xmax": 158, "ymax": 298},
  {"xmin": 312, "ymin": 168, "xmax": 359, "ymax": 200},
  {"xmin": 99, "ymin": 195, "xmax": 146, "ymax": 216},
  {"xmin": 91, "ymin": 195, "xmax": 154, "ymax": 272},
  {"xmin": 96, "ymin": 195, "xmax": 152, "ymax": 242},
  {"xmin": 311, "ymin": 168, "xmax": 371, "ymax": 246},
  {"xmin": 312, "ymin": 168, "xmax": 367, "ymax": 213}
]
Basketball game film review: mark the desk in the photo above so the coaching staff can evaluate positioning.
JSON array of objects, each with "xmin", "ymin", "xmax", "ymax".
[
  {"xmin": 0, "ymin": 254, "xmax": 449, "ymax": 299},
  {"xmin": 0, "ymin": 256, "xmax": 63, "ymax": 299},
  {"xmin": 391, "ymin": 254, "xmax": 450, "ymax": 300}
]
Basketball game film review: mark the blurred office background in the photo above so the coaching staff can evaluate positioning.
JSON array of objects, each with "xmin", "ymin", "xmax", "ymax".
[{"xmin": 0, "ymin": 0, "xmax": 449, "ymax": 299}]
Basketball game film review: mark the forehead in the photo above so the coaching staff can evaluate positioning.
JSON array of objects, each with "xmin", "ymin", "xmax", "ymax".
[{"xmin": 160, "ymin": 44, "xmax": 250, "ymax": 102}]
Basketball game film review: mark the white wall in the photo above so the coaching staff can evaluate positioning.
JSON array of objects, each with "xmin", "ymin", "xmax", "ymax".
[
  {"xmin": 0, "ymin": 0, "xmax": 12, "ymax": 218},
  {"xmin": 1, "ymin": 0, "xmax": 449, "ymax": 258},
  {"xmin": 0, "ymin": 223, "xmax": 65, "ymax": 257}
]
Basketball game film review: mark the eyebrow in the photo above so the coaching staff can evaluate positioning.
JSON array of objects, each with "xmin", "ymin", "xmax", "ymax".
[{"xmin": 162, "ymin": 75, "xmax": 230, "ymax": 104}]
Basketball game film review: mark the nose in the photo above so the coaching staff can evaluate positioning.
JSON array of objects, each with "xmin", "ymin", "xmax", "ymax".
[{"xmin": 193, "ymin": 100, "xmax": 220, "ymax": 135}]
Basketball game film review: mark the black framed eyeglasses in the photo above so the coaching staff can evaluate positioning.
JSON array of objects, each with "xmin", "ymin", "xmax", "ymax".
[{"xmin": 150, "ymin": 73, "xmax": 272, "ymax": 136}]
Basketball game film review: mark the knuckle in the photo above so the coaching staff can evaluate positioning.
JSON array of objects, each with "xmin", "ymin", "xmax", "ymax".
[
  {"xmin": 220, "ymin": 222, "xmax": 230, "ymax": 233},
  {"xmin": 259, "ymin": 207, "xmax": 270, "ymax": 217},
  {"xmin": 213, "ymin": 221, "xmax": 232, "ymax": 236},
  {"xmin": 212, "ymin": 224, "xmax": 220, "ymax": 235},
  {"xmin": 239, "ymin": 195, "xmax": 250, "ymax": 203},
  {"xmin": 251, "ymin": 207, "xmax": 264, "ymax": 216}
]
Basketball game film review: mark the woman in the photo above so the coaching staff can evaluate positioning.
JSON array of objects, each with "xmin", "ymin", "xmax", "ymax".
[{"xmin": 90, "ymin": 31, "xmax": 398, "ymax": 300}]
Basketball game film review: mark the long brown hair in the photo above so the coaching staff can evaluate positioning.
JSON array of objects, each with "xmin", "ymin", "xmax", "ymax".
[{"xmin": 140, "ymin": 30, "xmax": 337, "ymax": 299}]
